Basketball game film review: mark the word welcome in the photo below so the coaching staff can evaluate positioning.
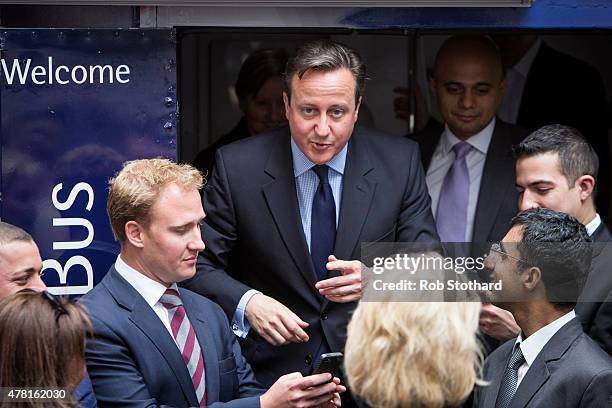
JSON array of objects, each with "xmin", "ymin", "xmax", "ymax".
[{"xmin": 1, "ymin": 57, "xmax": 130, "ymax": 85}]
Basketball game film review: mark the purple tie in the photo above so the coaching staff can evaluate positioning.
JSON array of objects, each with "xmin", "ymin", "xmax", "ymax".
[{"xmin": 436, "ymin": 142, "xmax": 472, "ymax": 242}]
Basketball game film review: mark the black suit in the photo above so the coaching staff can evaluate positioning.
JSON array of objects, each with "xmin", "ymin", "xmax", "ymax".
[
  {"xmin": 576, "ymin": 221, "xmax": 612, "ymax": 354},
  {"xmin": 474, "ymin": 318, "xmax": 612, "ymax": 408},
  {"xmin": 183, "ymin": 126, "xmax": 438, "ymax": 386},
  {"xmin": 412, "ymin": 119, "xmax": 528, "ymax": 257},
  {"xmin": 517, "ymin": 42, "xmax": 609, "ymax": 217}
]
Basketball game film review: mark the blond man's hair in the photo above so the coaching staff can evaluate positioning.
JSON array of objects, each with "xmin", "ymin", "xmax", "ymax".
[
  {"xmin": 345, "ymin": 301, "xmax": 483, "ymax": 408},
  {"xmin": 107, "ymin": 158, "xmax": 203, "ymax": 243}
]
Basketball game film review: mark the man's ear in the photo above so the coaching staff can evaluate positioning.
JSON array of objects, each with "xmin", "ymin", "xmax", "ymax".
[
  {"xmin": 282, "ymin": 92, "xmax": 290, "ymax": 121},
  {"xmin": 522, "ymin": 266, "xmax": 542, "ymax": 292},
  {"xmin": 354, "ymin": 95, "xmax": 362, "ymax": 123},
  {"xmin": 125, "ymin": 221, "xmax": 145, "ymax": 249},
  {"xmin": 576, "ymin": 174, "xmax": 596, "ymax": 202}
]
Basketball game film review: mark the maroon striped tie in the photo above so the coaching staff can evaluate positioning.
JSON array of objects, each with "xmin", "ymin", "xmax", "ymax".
[{"xmin": 160, "ymin": 288, "xmax": 207, "ymax": 407}]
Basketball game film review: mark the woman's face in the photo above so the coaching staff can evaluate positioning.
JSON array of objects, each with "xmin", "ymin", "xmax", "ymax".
[{"xmin": 242, "ymin": 76, "xmax": 287, "ymax": 135}]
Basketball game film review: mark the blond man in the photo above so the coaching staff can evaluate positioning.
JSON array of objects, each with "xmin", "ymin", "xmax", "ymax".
[{"xmin": 82, "ymin": 159, "xmax": 343, "ymax": 408}]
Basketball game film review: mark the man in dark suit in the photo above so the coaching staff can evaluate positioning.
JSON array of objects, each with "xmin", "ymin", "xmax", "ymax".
[
  {"xmin": 474, "ymin": 208, "xmax": 612, "ymax": 408},
  {"xmin": 514, "ymin": 124, "xmax": 612, "ymax": 353},
  {"xmin": 182, "ymin": 40, "xmax": 438, "ymax": 387},
  {"xmin": 82, "ymin": 158, "xmax": 343, "ymax": 408},
  {"xmin": 494, "ymin": 35, "xmax": 610, "ymax": 218},
  {"xmin": 411, "ymin": 35, "xmax": 528, "ymax": 344}
]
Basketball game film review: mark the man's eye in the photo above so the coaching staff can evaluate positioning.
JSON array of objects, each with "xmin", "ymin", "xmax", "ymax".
[
  {"xmin": 537, "ymin": 188, "xmax": 551, "ymax": 194},
  {"xmin": 302, "ymin": 107, "xmax": 316, "ymax": 116},
  {"xmin": 476, "ymin": 87, "xmax": 491, "ymax": 95},
  {"xmin": 330, "ymin": 109, "xmax": 345, "ymax": 118},
  {"xmin": 446, "ymin": 86, "xmax": 461, "ymax": 94}
]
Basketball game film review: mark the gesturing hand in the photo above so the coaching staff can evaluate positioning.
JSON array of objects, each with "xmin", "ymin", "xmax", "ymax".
[{"xmin": 315, "ymin": 255, "xmax": 363, "ymax": 303}]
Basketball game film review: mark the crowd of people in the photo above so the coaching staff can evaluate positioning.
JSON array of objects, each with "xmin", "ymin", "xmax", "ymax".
[{"xmin": 1, "ymin": 37, "xmax": 612, "ymax": 408}]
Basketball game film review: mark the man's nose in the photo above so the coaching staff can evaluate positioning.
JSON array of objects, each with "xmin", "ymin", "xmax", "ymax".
[
  {"xmin": 459, "ymin": 91, "xmax": 476, "ymax": 109},
  {"xmin": 28, "ymin": 273, "xmax": 48, "ymax": 292},
  {"xmin": 518, "ymin": 192, "xmax": 541, "ymax": 211},
  {"xmin": 314, "ymin": 114, "xmax": 331, "ymax": 137}
]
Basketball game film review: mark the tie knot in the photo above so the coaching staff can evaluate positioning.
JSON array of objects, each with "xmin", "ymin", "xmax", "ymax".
[
  {"xmin": 159, "ymin": 288, "xmax": 183, "ymax": 309},
  {"xmin": 508, "ymin": 345, "xmax": 525, "ymax": 370},
  {"xmin": 452, "ymin": 142, "xmax": 472, "ymax": 160},
  {"xmin": 312, "ymin": 165, "xmax": 329, "ymax": 184}
]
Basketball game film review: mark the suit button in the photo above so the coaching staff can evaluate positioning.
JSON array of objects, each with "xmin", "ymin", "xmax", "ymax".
[
  {"xmin": 321, "ymin": 314, "xmax": 328, "ymax": 320},
  {"xmin": 305, "ymin": 354, "xmax": 313, "ymax": 365}
]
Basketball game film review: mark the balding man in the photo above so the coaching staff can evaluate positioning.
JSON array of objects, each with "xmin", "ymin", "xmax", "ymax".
[
  {"xmin": 412, "ymin": 35, "xmax": 529, "ymax": 347},
  {"xmin": 0, "ymin": 221, "xmax": 98, "ymax": 408}
]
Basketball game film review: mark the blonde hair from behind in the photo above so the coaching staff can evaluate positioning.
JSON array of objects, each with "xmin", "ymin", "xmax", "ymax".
[
  {"xmin": 0, "ymin": 291, "xmax": 92, "ymax": 408},
  {"xmin": 345, "ymin": 301, "xmax": 483, "ymax": 408},
  {"xmin": 107, "ymin": 158, "xmax": 204, "ymax": 243}
]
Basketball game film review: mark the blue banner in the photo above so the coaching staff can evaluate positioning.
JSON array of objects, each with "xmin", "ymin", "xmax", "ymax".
[{"xmin": 1, "ymin": 29, "xmax": 177, "ymax": 295}]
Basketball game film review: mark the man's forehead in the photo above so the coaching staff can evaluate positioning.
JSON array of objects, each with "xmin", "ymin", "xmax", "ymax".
[{"xmin": 518, "ymin": 153, "xmax": 565, "ymax": 180}]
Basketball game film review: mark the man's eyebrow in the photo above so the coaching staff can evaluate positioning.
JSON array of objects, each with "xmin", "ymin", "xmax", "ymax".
[
  {"xmin": 11, "ymin": 267, "xmax": 38, "ymax": 280},
  {"xmin": 528, "ymin": 180, "xmax": 554, "ymax": 187}
]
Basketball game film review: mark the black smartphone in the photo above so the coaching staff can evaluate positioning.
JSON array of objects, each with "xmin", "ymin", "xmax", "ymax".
[{"xmin": 312, "ymin": 352, "xmax": 343, "ymax": 379}]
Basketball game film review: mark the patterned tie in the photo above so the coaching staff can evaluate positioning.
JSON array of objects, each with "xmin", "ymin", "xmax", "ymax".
[
  {"xmin": 311, "ymin": 165, "xmax": 336, "ymax": 281},
  {"xmin": 436, "ymin": 142, "xmax": 472, "ymax": 243},
  {"xmin": 160, "ymin": 288, "xmax": 206, "ymax": 407},
  {"xmin": 495, "ymin": 344, "xmax": 526, "ymax": 408}
]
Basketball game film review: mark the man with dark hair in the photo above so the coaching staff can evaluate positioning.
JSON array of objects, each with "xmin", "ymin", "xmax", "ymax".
[
  {"xmin": 514, "ymin": 124, "xmax": 612, "ymax": 353},
  {"xmin": 411, "ymin": 35, "xmax": 528, "ymax": 345},
  {"xmin": 0, "ymin": 221, "xmax": 97, "ymax": 408},
  {"xmin": 183, "ymin": 39, "xmax": 438, "ymax": 387},
  {"xmin": 474, "ymin": 208, "xmax": 612, "ymax": 408}
]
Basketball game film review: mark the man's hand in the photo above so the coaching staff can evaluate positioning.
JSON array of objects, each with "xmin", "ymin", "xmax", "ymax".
[
  {"xmin": 315, "ymin": 255, "xmax": 363, "ymax": 303},
  {"xmin": 479, "ymin": 303, "xmax": 520, "ymax": 341},
  {"xmin": 245, "ymin": 293, "xmax": 309, "ymax": 346},
  {"xmin": 260, "ymin": 373, "xmax": 345, "ymax": 408}
]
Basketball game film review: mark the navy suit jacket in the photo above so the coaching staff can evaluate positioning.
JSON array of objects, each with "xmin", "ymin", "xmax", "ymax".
[
  {"xmin": 183, "ymin": 126, "xmax": 439, "ymax": 386},
  {"xmin": 81, "ymin": 266, "xmax": 265, "ymax": 408},
  {"xmin": 474, "ymin": 318, "xmax": 612, "ymax": 408}
]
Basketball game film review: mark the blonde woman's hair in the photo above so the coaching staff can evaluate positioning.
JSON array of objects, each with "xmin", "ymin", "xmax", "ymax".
[
  {"xmin": 107, "ymin": 158, "xmax": 204, "ymax": 243},
  {"xmin": 345, "ymin": 301, "xmax": 483, "ymax": 408},
  {"xmin": 0, "ymin": 291, "xmax": 92, "ymax": 408}
]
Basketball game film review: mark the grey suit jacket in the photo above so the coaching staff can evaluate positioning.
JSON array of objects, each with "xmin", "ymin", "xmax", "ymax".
[{"xmin": 474, "ymin": 318, "xmax": 612, "ymax": 408}]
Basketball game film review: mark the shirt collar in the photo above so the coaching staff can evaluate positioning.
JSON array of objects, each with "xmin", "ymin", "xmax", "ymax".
[
  {"xmin": 512, "ymin": 37, "xmax": 542, "ymax": 78},
  {"xmin": 114, "ymin": 255, "xmax": 179, "ymax": 309},
  {"xmin": 290, "ymin": 137, "xmax": 348, "ymax": 177},
  {"xmin": 441, "ymin": 117, "xmax": 496, "ymax": 156},
  {"xmin": 514, "ymin": 309, "xmax": 576, "ymax": 368},
  {"xmin": 585, "ymin": 213, "xmax": 602, "ymax": 236}
]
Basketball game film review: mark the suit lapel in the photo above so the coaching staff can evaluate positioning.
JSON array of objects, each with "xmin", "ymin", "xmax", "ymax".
[
  {"xmin": 181, "ymin": 290, "xmax": 221, "ymax": 404},
  {"xmin": 509, "ymin": 319, "xmax": 582, "ymax": 408},
  {"xmin": 334, "ymin": 129, "xmax": 377, "ymax": 261},
  {"xmin": 483, "ymin": 344, "xmax": 512, "ymax": 408},
  {"xmin": 472, "ymin": 120, "xmax": 516, "ymax": 243},
  {"xmin": 105, "ymin": 268, "xmax": 199, "ymax": 406},
  {"xmin": 261, "ymin": 132, "xmax": 320, "ymax": 292}
]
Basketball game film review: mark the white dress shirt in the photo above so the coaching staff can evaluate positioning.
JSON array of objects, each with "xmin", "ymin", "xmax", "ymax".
[
  {"xmin": 114, "ymin": 255, "xmax": 179, "ymax": 344},
  {"xmin": 426, "ymin": 118, "xmax": 495, "ymax": 241},
  {"xmin": 585, "ymin": 213, "xmax": 602, "ymax": 236},
  {"xmin": 497, "ymin": 38, "xmax": 542, "ymax": 124},
  {"xmin": 513, "ymin": 310, "xmax": 576, "ymax": 387}
]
